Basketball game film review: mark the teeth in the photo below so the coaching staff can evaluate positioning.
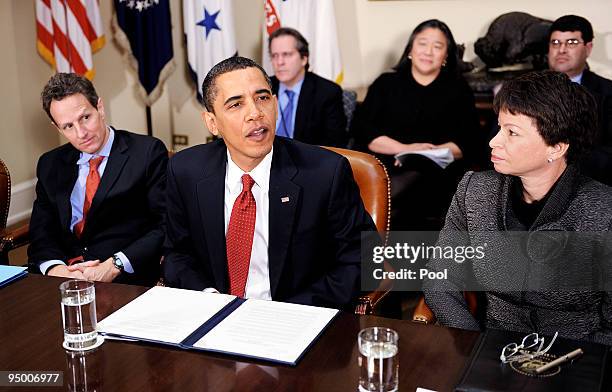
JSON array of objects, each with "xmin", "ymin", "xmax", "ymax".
[{"xmin": 250, "ymin": 127, "xmax": 265, "ymax": 136}]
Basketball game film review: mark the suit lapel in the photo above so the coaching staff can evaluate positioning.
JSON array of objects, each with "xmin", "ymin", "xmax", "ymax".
[
  {"xmin": 293, "ymin": 72, "xmax": 314, "ymax": 141},
  {"xmin": 271, "ymin": 76, "xmax": 280, "ymax": 95},
  {"xmin": 87, "ymin": 130, "xmax": 128, "ymax": 227},
  {"xmin": 58, "ymin": 148, "xmax": 80, "ymax": 231},
  {"xmin": 197, "ymin": 142, "xmax": 228, "ymax": 292},
  {"xmin": 268, "ymin": 140, "xmax": 301, "ymax": 297},
  {"xmin": 581, "ymin": 69, "xmax": 594, "ymax": 90}
]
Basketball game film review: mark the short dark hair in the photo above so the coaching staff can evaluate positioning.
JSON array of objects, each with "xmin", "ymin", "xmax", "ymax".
[
  {"xmin": 549, "ymin": 15, "xmax": 594, "ymax": 43},
  {"xmin": 201, "ymin": 56, "xmax": 272, "ymax": 113},
  {"xmin": 494, "ymin": 70, "xmax": 597, "ymax": 163},
  {"xmin": 268, "ymin": 27, "xmax": 310, "ymax": 70},
  {"xmin": 394, "ymin": 19, "xmax": 458, "ymax": 75},
  {"xmin": 41, "ymin": 73, "xmax": 99, "ymax": 124}
]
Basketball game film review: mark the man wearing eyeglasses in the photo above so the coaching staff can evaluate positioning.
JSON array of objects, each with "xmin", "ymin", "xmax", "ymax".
[{"xmin": 548, "ymin": 14, "xmax": 612, "ymax": 185}]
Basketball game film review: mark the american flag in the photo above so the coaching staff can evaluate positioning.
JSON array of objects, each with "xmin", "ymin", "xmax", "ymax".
[{"xmin": 36, "ymin": 0, "xmax": 105, "ymax": 80}]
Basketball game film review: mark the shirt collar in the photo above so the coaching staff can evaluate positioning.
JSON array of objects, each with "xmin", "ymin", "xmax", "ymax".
[
  {"xmin": 278, "ymin": 75, "xmax": 305, "ymax": 98},
  {"xmin": 77, "ymin": 126, "xmax": 114, "ymax": 165},
  {"xmin": 570, "ymin": 72, "xmax": 583, "ymax": 84},
  {"xmin": 226, "ymin": 147, "xmax": 273, "ymax": 193}
]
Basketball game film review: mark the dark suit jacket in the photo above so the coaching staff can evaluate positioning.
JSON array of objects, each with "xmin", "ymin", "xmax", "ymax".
[
  {"xmin": 162, "ymin": 137, "xmax": 376, "ymax": 309},
  {"xmin": 580, "ymin": 69, "xmax": 612, "ymax": 185},
  {"xmin": 583, "ymin": 69, "xmax": 612, "ymax": 136},
  {"xmin": 28, "ymin": 129, "xmax": 167, "ymax": 285},
  {"xmin": 271, "ymin": 72, "xmax": 347, "ymax": 147}
]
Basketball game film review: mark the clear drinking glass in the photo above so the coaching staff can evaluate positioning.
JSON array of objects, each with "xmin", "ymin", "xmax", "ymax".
[
  {"xmin": 65, "ymin": 348, "xmax": 103, "ymax": 392},
  {"xmin": 59, "ymin": 280, "xmax": 98, "ymax": 350},
  {"xmin": 358, "ymin": 327, "xmax": 399, "ymax": 392}
]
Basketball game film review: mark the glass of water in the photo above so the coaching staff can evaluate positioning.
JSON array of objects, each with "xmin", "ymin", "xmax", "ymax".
[
  {"xmin": 59, "ymin": 280, "xmax": 98, "ymax": 351},
  {"xmin": 358, "ymin": 327, "xmax": 399, "ymax": 392}
]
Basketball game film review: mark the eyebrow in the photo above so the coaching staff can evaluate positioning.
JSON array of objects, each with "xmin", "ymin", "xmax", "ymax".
[
  {"xmin": 256, "ymin": 88, "xmax": 272, "ymax": 95},
  {"xmin": 223, "ymin": 95, "xmax": 243, "ymax": 106},
  {"xmin": 416, "ymin": 38, "xmax": 445, "ymax": 44},
  {"xmin": 58, "ymin": 109, "xmax": 89, "ymax": 128},
  {"xmin": 222, "ymin": 89, "xmax": 272, "ymax": 106},
  {"xmin": 501, "ymin": 123, "xmax": 521, "ymax": 129}
]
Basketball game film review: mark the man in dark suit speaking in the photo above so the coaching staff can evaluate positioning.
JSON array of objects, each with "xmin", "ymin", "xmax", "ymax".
[
  {"xmin": 268, "ymin": 27, "xmax": 347, "ymax": 147},
  {"xmin": 28, "ymin": 73, "xmax": 167, "ymax": 285},
  {"xmin": 163, "ymin": 56, "xmax": 375, "ymax": 309}
]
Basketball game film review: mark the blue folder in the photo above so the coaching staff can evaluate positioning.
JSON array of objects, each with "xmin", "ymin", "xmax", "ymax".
[{"xmin": 0, "ymin": 265, "xmax": 28, "ymax": 288}]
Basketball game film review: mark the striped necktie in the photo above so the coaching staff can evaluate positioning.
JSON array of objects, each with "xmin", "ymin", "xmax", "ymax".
[{"xmin": 277, "ymin": 89, "xmax": 295, "ymax": 138}]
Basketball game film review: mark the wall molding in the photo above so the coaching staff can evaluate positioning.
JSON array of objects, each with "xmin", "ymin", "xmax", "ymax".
[{"xmin": 7, "ymin": 178, "xmax": 36, "ymax": 226}]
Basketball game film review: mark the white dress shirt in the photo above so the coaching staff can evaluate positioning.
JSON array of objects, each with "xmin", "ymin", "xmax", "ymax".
[{"xmin": 223, "ymin": 148, "xmax": 273, "ymax": 300}]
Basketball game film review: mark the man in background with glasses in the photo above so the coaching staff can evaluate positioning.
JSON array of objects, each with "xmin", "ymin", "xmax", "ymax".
[{"xmin": 548, "ymin": 14, "xmax": 612, "ymax": 185}]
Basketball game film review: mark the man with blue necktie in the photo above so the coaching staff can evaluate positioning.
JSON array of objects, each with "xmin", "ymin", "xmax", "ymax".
[
  {"xmin": 268, "ymin": 27, "xmax": 347, "ymax": 147},
  {"xmin": 28, "ymin": 73, "xmax": 167, "ymax": 285}
]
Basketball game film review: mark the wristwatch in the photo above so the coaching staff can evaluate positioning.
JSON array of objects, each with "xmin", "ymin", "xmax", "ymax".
[{"xmin": 111, "ymin": 254, "xmax": 124, "ymax": 272}]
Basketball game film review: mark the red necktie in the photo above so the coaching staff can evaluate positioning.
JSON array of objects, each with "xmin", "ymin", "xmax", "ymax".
[
  {"xmin": 226, "ymin": 174, "xmax": 257, "ymax": 297},
  {"xmin": 73, "ymin": 156, "xmax": 104, "ymax": 240}
]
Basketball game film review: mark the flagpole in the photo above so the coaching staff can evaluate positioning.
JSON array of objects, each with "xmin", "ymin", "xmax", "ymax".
[{"xmin": 145, "ymin": 106, "xmax": 153, "ymax": 136}]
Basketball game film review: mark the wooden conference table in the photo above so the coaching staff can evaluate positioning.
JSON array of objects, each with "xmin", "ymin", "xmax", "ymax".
[{"xmin": 0, "ymin": 275, "xmax": 480, "ymax": 391}]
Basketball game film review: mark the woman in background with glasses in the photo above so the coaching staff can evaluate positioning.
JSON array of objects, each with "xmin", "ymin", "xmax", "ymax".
[
  {"xmin": 423, "ymin": 70, "xmax": 612, "ymax": 345},
  {"xmin": 351, "ymin": 19, "xmax": 482, "ymax": 230}
]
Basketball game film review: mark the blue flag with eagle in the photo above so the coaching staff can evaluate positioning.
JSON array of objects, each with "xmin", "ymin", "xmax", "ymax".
[
  {"xmin": 113, "ymin": 0, "xmax": 175, "ymax": 106},
  {"xmin": 184, "ymin": 0, "xmax": 237, "ymax": 101}
]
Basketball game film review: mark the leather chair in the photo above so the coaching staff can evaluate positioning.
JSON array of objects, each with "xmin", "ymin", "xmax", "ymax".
[
  {"xmin": 322, "ymin": 146, "xmax": 393, "ymax": 315},
  {"xmin": 0, "ymin": 158, "xmax": 30, "ymax": 265}
]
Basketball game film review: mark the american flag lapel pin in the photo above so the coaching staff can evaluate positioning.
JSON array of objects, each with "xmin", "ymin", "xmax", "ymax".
[{"xmin": 281, "ymin": 196, "xmax": 290, "ymax": 203}]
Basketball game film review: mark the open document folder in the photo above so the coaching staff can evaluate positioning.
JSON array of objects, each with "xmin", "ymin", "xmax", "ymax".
[
  {"xmin": 395, "ymin": 147, "xmax": 454, "ymax": 169},
  {"xmin": 97, "ymin": 286, "xmax": 339, "ymax": 365},
  {"xmin": 0, "ymin": 265, "xmax": 27, "ymax": 288}
]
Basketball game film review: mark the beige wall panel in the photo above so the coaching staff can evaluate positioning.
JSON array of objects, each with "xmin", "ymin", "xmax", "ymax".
[{"xmin": 0, "ymin": 1, "xmax": 58, "ymax": 184}]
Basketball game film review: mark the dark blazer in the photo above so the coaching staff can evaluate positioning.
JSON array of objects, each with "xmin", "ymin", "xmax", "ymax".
[
  {"xmin": 28, "ymin": 129, "xmax": 167, "ymax": 286},
  {"xmin": 423, "ymin": 166, "xmax": 612, "ymax": 345},
  {"xmin": 162, "ymin": 137, "xmax": 376, "ymax": 309},
  {"xmin": 271, "ymin": 72, "xmax": 347, "ymax": 147},
  {"xmin": 580, "ymin": 69, "xmax": 612, "ymax": 185},
  {"xmin": 582, "ymin": 69, "xmax": 612, "ymax": 132}
]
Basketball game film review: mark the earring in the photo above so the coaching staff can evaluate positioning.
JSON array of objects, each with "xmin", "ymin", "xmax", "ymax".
[
  {"xmin": 408, "ymin": 55, "xmax": 412, "ymax": 60},
  {"xmin": 547, "ymin": 157, "xmax": 553, "ymax": 163},
  {"xmin": 442, "ymin": 60, "xmax": 447, "ymax": 67}
]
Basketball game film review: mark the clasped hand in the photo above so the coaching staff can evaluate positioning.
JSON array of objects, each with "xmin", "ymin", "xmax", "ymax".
[{"xmin": 48, "ymin": 258, "xmax": 120, "ymax": 282}]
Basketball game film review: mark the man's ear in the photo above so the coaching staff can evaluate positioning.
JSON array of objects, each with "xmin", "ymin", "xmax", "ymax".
[
  {"xmin": 202, "ymin": 111, "xmax": 219, "ymax": 136},
  {"xmin": 97, "ymin": 98, "xmax": 106, "ymax": 120},
  {"xmin": 273, "ymin": 94, "xmax": 279, "ymax": 122},
  {"xmin": 585, "ymin": 41, "xmax": 593, "ymax": 57}
]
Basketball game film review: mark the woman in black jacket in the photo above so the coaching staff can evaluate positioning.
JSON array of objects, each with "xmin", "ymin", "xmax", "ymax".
[{"xmin": 352, "ymin": 19, "xmax": 481, "ymax": 230}]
